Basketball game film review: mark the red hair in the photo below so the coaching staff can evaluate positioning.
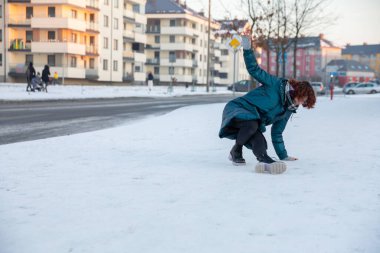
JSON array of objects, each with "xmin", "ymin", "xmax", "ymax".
[{"xmin": 288, "ymin": 79, "xmax": 316, "ymax": 109}]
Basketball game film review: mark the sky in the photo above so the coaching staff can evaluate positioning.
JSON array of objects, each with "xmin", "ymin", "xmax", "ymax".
[
  {"xmin": 190, "ymin": 0, "xmax": 380, "ymax": 46},
  {"xmin": 1, "ymin": 89, "xmax": 380, "ymax": 252}
]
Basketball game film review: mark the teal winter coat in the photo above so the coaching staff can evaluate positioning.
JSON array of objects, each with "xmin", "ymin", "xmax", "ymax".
[{"xmin": 219, "ymin": 49, "xmax": 295, "ymax": 160}]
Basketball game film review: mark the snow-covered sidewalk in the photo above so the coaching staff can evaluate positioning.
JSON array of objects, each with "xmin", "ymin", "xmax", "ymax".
[
  {"xmin": 0, "ymin": 95, "xmax": 380, "ymax": 253},
  {"xmin": 0, "ymin": 83, "xmax": 231, "ymax": 101}
]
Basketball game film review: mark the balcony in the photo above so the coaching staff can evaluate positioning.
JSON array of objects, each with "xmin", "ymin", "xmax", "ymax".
[
  {"xmin": 8, "ymin": 40, "xmax": 31, "ymax": 52},
  {"xmin": 32, "ymin": 17, "xmax": 86, "ymax": 32},
  {"xmin": 86, "ymin": 45, "xmax": 98, "ymax": 55},
  {"xmin": 31, "ymin": 0, "xmax": 86, "ymax": 8},
  {"xmin": 8, "ymin": 16, "xmax": 31, "ymax": 27},
  {"xmin": 123, "ymin": 9, "xmax": 135, "ymax": 19},
  {"xmin": 134, "ymin": 33, "xmax": 146, "ymax": 44},
  {"xmin": 161, "ymin": 43, "xmax": 194, "ymax": 52},
  {"xmin": 134, "ymin": 52, "xmax": 146, "ymax": 63},
  {"xmin": 86, "ymin": 0, "xmax": 100, "ymax": 10},
  {"xmin": 134, "ymin": 13, "xmax": 147, "ymax": 25},
  {"xmin": 146, "ymin": 26, "xmax": 160, "ymax": 34},
  {"xmin": 123, "ymin": 51, "xmax": 134, "ymax": 61},
  {"xmin": 32, "ymin": 41, "xmax": 86, "ymax": 55},
  {"xmin": 86, "ymin": 22, "xmax": 99, "ymax": 33},
  {"xmin": 161, "ymin": 26, "xmax": 196, "ymax": 36},
  {"xmin": 123, "ymin": 30, "xmax": 134, "ymax": 39},
  {"xmin": 146, "ymin": 58, "xmax": 160, "ymax": 65},
  {"xmin": 160, "ymin": 59, "xmax": 193, "ymax": 67}
]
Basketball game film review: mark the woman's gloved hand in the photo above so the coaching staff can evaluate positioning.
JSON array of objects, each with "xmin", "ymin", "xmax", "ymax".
[{"xmin": 282, "ymin": 156, "xmax": 298, "ymax": 161}]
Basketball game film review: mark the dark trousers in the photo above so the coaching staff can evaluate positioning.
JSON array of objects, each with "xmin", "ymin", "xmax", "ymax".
[{"xmin": 233, "ymin": 120, "xmax": 267, "ymax": 157}]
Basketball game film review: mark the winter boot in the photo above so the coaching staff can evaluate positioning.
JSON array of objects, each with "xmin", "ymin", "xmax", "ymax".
[
  {"xmin": 254, "ymin": 154, "xmax": 287, "ymax": 174},
  {"xmin": 228, "ymin": 144, "xmax": 246, "ymax": 166}
]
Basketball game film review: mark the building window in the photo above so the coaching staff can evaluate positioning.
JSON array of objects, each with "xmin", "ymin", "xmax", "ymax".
[
  {"xmin": 25, "ymin": 31, "xmax": 33, "ymax": 42},
  {"xmin": 0, "ymin": 30, "xmax": 2, "ymax": 42},
  {"xmin": 104, "ymin": 37, "xmax": 108, "ymax": 49},
  {"xmin": 169, "ymin": 66, "xmax": 174, "ymax": 75},
  {"xmin": 104, "ymin": 15, "xmax": 109, "ymax": 27},
  {"xmin": 114, "ymin": 18, "xmax": 118, "ymax": 29},
  {"xmin": 154, "ymin": 36, "xmax": 160, "ymax": 43},
  {"xmin": 103, "ymin": 59, "xmax": 108, "ymax": 70},
  {"xmin": 90, "ymin": 58, "xmax": 95, "ymax": 69},
  {"xmin": 0, "ymin": 54, "xmax": 2, "ymax": 66},
  {"xmin": 169, "ymin": 51, "xmax": 176, "ymax": 62},
  {"xmin": 170, "ymin": 20, "xmax": 176, "ymax": 27},
  {"xmin": 48, "ymin": 55, "xmax": 55, "ymax": 66},
  {"xmin": 26, "ymin": 7, "xmax": 33, "ymax": 19},
  {"xmin": 154, "ymin": 66, "xmax": 159, "ymax": 75},
  {"xmin": 70, "ymin": 57, "xmax": 77, "ymax": 67},
  {"xmin": 113, "ymin": 39, "xmax": 118, "ymax": 50},
  {"xmin": 114, "ymin": 0, "xmax": 119, "ymax": 8},
  {"xmin": 0, "ymin": 6, "xmax": 2, "ymax": 18},
  {"xmin": 169, "ymin": 35, "xmax": 175, "ymax": 43},
  {"xmin": 221, "ymin": 49, "xmax": 228, "ymax": 56},
  {"xmin": 25, "ymin": 55, "xmax": 33, "ymax": 65},
  {"xmin": 104, "ymin": 0, "xmax": 109, "ymax": 5},
  {"xmin": 219, "ymin": 73, "xmax": 228, "ymax": 79},
  {"xmin": 133, "ymin": 4, "xmax": 140, "ymax": 13},
  {"xmin": 48, "ymin": 31, "xmax": 56, "ymax": 40},
  {"xmin": 48, "ymin": 7, "xmax": 55, "ymax": 17},
  {"xmin": 113, "ymin": 60, "xmax": 118, "ymax": 71},
  {"xmin": 71, "ymin": 33, "xmax": 77, "ymax": 43},
  {"xmin": 71, "ymin": 10, "xmax": 77, "ymax": 19}
]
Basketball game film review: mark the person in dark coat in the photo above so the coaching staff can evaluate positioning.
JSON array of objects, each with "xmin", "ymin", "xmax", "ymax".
[
  {"xmin": 26, "ymin": 62, "xmax": 36, "ymax": 92},
  {"xmin": 219, "ymin": 30, "xmax": 316, "ymax": 173},
  {"xmin": 147, "ymin": 72, "xmax": 154, "ymax": 91},
  {"xmin": 41, "ymin": 65, "xmax": 51, "ymax": 92}
]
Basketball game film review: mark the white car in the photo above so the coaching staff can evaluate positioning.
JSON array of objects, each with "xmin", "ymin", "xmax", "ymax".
[{"xmin": 345, "ymin": 82, "xmax": 380, "ymax": 94}]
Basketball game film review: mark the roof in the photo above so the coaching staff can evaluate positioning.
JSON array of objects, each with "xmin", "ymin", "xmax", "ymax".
[
  {"xmin": 145, "ymin": 0, "xmax": 208, "ymax": 21},
  {"xmin": 327, "ymin": 59, "xmax": 374, "ymax": 72},
  {"xmin": 289, "ymin": 36, "xmax": 337, "ymax": 48},
  {"xmin": 342, "ymin": 44, "xmax": 380, "ymax": 55}
]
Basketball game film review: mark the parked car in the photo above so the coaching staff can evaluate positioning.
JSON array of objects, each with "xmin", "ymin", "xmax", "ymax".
[
  {"xmin": 345, "ymin": 82, "xmax": 380, "ymax": 94},
  {"xmin": 369, "ymin": 79, "xmax": 380, "ymax": 84},
  {"xmin": 342, "ymin": 82, "xmax": 359, "ymax": 94},
  {"xmin": 310, "ymin": 82, "xmax": 326, "ymax": 95},
  {"xmin": 227, "ymin": 80, "xmax": 253, "ymax": 92}
]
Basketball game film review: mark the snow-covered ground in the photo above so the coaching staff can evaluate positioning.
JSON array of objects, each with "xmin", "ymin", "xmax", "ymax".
[
  {"xmin": 1, "ymin": 94, "xmax": 380, "ymax": 253},
  {"xmin": 0, "ymin": 83, "xmax": 231, "ymax": 101}
]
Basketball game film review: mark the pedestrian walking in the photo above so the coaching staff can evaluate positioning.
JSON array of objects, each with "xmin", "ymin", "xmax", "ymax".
[
  {"xmin": 147, "ymin": 72, "xmax": 154, "ymax": 92},
  {"xmin": 41, "ymin": 65, "xmax": 51, "ymax": 92},
  {"xmin": 26, "ymin": 62, "xmax": 36, "ymax": 92}
]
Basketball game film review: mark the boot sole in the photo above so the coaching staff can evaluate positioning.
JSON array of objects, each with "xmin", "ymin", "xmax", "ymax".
[
  {"xmin": 255, "ymin": 161, "xmax": 287, "ymax": 174},
  {"xmin": 228, "ymin": 154, "xmax": 246, "ymax": 166}
]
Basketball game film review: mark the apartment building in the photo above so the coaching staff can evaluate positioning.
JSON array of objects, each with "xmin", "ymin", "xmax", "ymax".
[
  {"xmin": 216, "ymin": 19, "xmax": 250, "ymax": 86},
  {"xmin": 145, "ymin": 0, "xmax": 221, "ymax": 86},
  {"xmin": 342, "ymin": 44, "xmax": 380, "ymax": 78},
  {"xmin": 122, "ymin": 0, "xmax": 147, "ymax": 84},
  {"xmin": 1, "ymin": 0, "xmax": 146, "ymax": 84}
]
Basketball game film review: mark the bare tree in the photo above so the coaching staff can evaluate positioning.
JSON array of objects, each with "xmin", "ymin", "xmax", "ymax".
[{"xmin": 291, "ymin": 0, "xmax": 333, "ymax": 78}]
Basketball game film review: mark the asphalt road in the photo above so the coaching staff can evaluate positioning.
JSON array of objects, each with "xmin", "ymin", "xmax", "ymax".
[{"xmin": 0, "ymin": 95, "xmax": 233, "ymax": 145}]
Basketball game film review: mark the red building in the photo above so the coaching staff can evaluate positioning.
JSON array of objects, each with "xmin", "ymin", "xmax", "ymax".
[{"xmin": 260, "ymin": 35, "xmax": 341, "ymax": 82}]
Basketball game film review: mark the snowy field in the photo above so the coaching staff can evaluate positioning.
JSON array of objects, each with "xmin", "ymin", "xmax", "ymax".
[
  {"xmin": 0, "ymin": 83, "xmax": 231, "ymax": 101},
  {"xmin": 1, "ymin": 94, "xmax": 380, "ymax": 253}
]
